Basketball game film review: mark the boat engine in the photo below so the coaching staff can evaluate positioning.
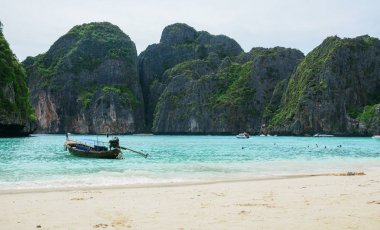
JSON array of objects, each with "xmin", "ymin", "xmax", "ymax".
[{"xmin": 109, "ymin": 137, "xmax": 120, "ymax": 149}]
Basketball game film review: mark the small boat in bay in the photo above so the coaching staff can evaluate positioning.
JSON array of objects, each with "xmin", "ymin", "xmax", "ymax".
[
  {"xmin": 314, "ymin": 133, "xmax": 334, "ymax": 137},
  {"xmin": 64, "ymin": 134, "xmax": 148, "ymax": 159},
  {"xmin": 236, "ymin": 132, "xmax": 250, "ymax": 139},
  {"xmin": 372, "ymin": 135, "xmax": 380, "ymax": 139}
]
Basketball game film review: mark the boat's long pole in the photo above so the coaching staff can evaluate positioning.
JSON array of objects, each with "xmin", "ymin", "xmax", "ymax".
[{"xmin": 120, "ymin": 146, "xmax": 148, "ymax": 158}]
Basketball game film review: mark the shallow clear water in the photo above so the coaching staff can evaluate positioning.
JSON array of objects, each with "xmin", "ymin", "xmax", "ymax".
[{"xmin": 0, "ymin": 134, "xmax": 379, "ymax": 190}]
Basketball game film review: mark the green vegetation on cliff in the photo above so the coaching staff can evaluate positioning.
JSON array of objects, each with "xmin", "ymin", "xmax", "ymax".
[
  {"xmin": 0, "ymin": 24, "xmax": 35, "ymax": 122},
  {"xmin": 213, "ymin": 61, "xmax": 255, "ymax": 108},
  {"xmin": 270, "ymin": 37, "xmax": 340, "ymax": 126},
  {"xmin": 78, "ymin": 85, "xmax": 139, "ymax": 109},
  {"xmin": 24, "ymin": 22, "xmax": 136, "ymax": 89},
  {"xmin": 66, "ymin": 23, "xmax": 135, "ymax": 73},
  {"xmin": 359, "ymin": 104, "xmax": 377, "ymax": 125}
]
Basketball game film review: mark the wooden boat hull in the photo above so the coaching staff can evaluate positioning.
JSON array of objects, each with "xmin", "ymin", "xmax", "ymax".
[{"xmin": 65, "ymin": 141, "xmax": 122, "ymax": 159}]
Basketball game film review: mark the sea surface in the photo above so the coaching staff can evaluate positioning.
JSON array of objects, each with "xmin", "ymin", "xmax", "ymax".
[{"xmin": 0, "ymin": 134, "xmax": 379, "ymax": 190}]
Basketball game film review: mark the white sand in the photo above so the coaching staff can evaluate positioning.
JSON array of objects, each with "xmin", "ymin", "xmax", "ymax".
[{"xmin": 0, "ymin": 171, "xmax": 379, "ymax": 230}]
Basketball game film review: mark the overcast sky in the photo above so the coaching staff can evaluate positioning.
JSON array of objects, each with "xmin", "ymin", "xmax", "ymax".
[{"xmin": 1, "ymin": 0, "xmax": 379, "ymax": 61}]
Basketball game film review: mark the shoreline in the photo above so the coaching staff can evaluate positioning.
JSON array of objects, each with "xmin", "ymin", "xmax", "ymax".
[
  {"xmin": 1, "ymin": 170, "xmax": 379, "ymax": 229},
  {"xmin": 0, "ymin": 171, "xmax": 368, "ymax": 194}
]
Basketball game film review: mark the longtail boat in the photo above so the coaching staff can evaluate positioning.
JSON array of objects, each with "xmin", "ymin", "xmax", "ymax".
[
  {"xmin": 64, "ymin": 137, "xmax": 122, "ymax": 159},
  {"xmin": 64, "ymin": 134, "xmax": 148, "ymax": 159}
]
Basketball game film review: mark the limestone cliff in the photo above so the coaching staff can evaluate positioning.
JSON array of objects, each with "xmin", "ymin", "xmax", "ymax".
[
  {"xmin": 270, "ymin": 35, "xmax": 380, "ymax": 135},
  {"xmin": 0, "ymin": 22, "xmax": 36, "ymax": 136},
  {"xmin": 138, "ymin": 23, "xmax": 243, "ymax": 130},
  {"xmin": 21, "ymin": 21, "xmax": 380, "ymax": 136},
  {"xmin": 24, "ymin": 22, "xmax": 144, "ymax": 134},
  {"xmin": 152, "ymin": 47, "xmax": 304, "ymax": 134}
]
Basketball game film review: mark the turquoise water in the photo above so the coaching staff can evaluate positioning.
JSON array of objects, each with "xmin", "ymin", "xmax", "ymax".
[{"xmin": 0, "ymin": 134, "xmax": 379, "ymax": 190}]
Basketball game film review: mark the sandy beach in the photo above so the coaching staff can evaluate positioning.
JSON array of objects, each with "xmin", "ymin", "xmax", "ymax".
[{"xmin": 0, "ymin": 171, "xmax": 379, "ymax": 230}]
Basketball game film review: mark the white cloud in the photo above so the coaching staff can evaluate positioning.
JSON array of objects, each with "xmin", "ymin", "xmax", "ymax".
[{"xmin": 1, "ymin": 0, "xmax": 379, "ymax": 60}]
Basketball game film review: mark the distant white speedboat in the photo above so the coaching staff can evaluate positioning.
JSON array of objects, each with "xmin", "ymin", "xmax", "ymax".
[
  {"xmin": 236, "ymin": 132, "xmax": 250, "ymax": 139},
  {"xmin": 259, "ymin": 134, "xmax": 265, "ymax": 137},
  {"xmin": 314, "ymin": 133, "xmax": 334, "ymax": 137},
  {"xmin": 372, "ymin": 135, "xmax": 380, "ymax": 139}
]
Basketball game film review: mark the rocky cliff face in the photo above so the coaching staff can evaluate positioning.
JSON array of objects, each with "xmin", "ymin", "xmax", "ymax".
[
  {"xmin": 24, "ymin": 22, "xmax": 144, "ymax": 134},
  {"xmin": 20, "ymin": 20, "xmax": 380, "ymax": 136},
  {"xmin": 152, "ymin": 47, "xmax": 304, "ymax": 134},
  {"xmin": 138, "ymin": 23, "xmax": 243, "ymax": 130},
  {"xmin": 0, "ymin": 22, "xmax": 36, "ymax": 136},
  {"xmin": 270, "ymin": 35, "xmax": 380, "ymax": 135}
]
